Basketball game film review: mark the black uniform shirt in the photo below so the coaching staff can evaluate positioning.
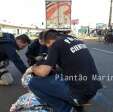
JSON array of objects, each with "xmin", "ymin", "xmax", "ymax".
[{"xmin": 45, "ymin": 36, "xmax": 102, "ymax": 97}]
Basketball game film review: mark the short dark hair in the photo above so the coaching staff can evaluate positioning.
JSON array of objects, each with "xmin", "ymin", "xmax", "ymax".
[
  {"xmin": 41, "ymin": 29, "xmax": 59, "ymax": 43},
  {"xmin": 16, "ymin": 34, "xmax": 31, "ymax": 44}
]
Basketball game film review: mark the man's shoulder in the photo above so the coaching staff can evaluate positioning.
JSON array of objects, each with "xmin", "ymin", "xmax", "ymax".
[
  {"xmin": 29, "ymin": 39, "xmax": 40, "ymax": 48},
  {"xmin": 53, "ymin": 35, "xmax": 84, "ymax": 49},
  {"xmin": 57, "ymin": 35, "xmax": 83, "ymax": 44},
  {"xmin": 52, "ymin": 37, "xmax": 64, "ymax": 49},
  {"xmin": 0, "ymin": 33, "xmax": 15, "ymax": 43}
]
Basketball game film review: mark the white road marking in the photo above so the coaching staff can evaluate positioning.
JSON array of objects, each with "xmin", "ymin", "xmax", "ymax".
[{"xmin": 92, "ymin": 48, "xmax": 113, "ymax": 55}]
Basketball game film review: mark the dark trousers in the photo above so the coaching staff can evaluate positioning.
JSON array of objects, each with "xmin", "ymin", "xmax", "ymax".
[{"xmin": 28, "ymin": 75, "xmax": 87, "ymax": 112}]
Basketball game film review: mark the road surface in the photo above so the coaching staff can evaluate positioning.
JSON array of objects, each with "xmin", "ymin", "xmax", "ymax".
[{"xmin": 0, "ymin": 40, "xmax": 113, "ymax": 112}]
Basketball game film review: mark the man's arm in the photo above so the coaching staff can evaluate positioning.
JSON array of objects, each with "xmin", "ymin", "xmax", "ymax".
[
  {"xmin": 26, "ymin": 41, "xmax": 40, "ymax": 58},
  {"xmin": 4, "ymin": 44, "xmax": 27, "ymax": 74},
  {"xmin": 32, "ymin": 65, "xmax": 52, "ymax": 77},
  {"xmin": 26, "ymin": 41, "xmax": 40, "ymax": 65},
  {"xmin": 26, "ymin": 43, "xmax": 59, "ymax": 77}
]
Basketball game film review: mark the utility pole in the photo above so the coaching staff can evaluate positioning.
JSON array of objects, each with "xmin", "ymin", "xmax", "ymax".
[{"xmin": 108, "ymin": 0, "xmax": 113, "ymax": 28}]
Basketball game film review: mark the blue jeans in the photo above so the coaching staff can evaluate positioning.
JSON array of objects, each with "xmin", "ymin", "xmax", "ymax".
[{"xmin": 28, "ymin": 75, "xmax": 73, "ymax": 112}]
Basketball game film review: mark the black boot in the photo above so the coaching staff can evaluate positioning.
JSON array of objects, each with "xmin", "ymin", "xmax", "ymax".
[{"xmin": 74, "ymin": 106, "xmax": 85, "ymax": 112}]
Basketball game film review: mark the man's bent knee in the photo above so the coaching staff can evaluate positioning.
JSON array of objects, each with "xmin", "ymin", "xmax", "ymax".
[{"xmin": 28, "ymin": 76, "xmax": 45, "ymax": 93}]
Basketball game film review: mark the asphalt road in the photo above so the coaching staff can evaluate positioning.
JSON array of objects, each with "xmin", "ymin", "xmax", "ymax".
[
  {"xmin": 0, "ymin": 40, "xmax": 113, "ymax": 112},
  {"xmin": 84, "ymin": 40, "xmax": 113, "ymax": 112},
  {"xmin": 0, "ymin": 48, "xmax": 27, "ymax": 112}
]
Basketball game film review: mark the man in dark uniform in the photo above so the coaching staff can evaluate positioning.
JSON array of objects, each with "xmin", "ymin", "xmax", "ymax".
[
  {"xmin": 26, "ymin": 29, "xmax": 102, "ymax": 112},
  {"xmin": 0, "ymin": 32, "xmax": 30, "ymax": 85},
  {"xmin": 26, "ymin": 31, "xmax": 48, "ymax": 66}
]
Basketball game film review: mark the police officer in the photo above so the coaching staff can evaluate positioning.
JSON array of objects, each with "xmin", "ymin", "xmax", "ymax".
[
  {"xmin": 26, "ymin": 31, "xmax": 48, "ymax": 66},
  {"xmin": 26, "ymin": 29, "xmax": 102, "ymax": 112},
  {"xmin": 0, "ymin": 32, "xmax": 30, "ymax": 85}
]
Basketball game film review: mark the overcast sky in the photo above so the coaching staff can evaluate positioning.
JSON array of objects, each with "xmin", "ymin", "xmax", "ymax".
[{"xmin": 0, "ymin": 0, "xmax": 111, "ymax": 27}]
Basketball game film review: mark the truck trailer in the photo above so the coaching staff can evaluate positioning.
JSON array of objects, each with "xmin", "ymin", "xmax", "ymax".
[{"xmin": 45, "ymin": 0, "xmax": 72, "ymax": 33}]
